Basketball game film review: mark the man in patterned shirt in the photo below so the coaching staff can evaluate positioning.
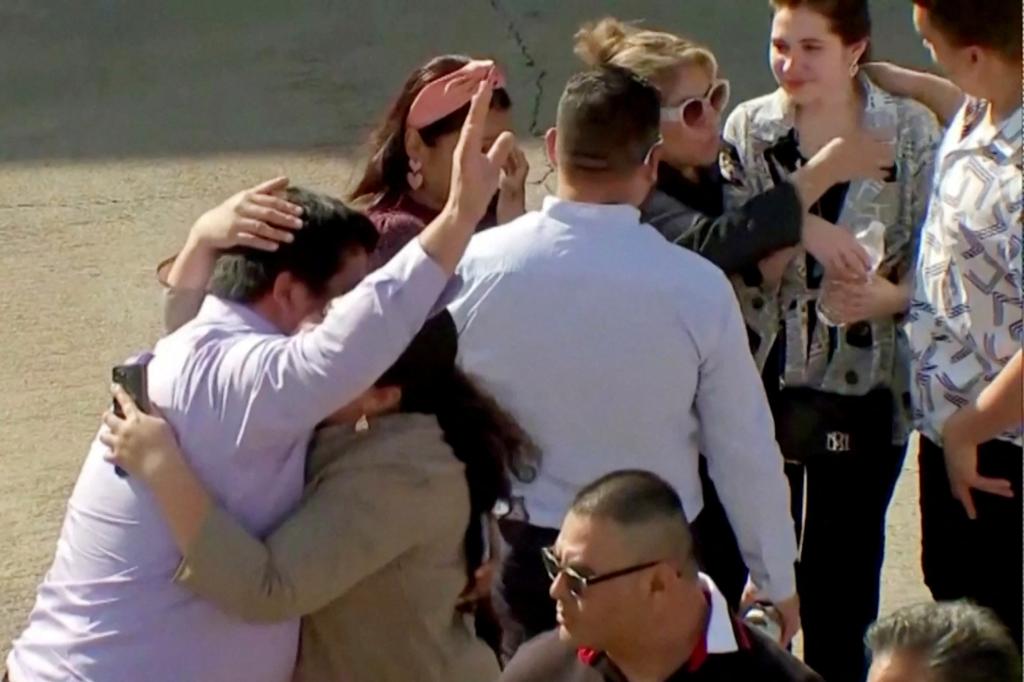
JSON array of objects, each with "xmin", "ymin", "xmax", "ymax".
[{"xmin": 909, "ymin": 0, "xmax": 1023, "ymax": 647}]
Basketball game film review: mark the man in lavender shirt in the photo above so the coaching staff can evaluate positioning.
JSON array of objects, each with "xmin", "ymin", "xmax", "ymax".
[{"xmin": 5, "ymin": 81, "xmax": 515, "ymax": 682}]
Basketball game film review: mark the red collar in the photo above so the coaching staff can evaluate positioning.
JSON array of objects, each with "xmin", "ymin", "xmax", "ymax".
[
  {"xmin": 577, "ymin": 647, "xmax": 601, "ymax": 666},
  {"xmin": 681, "ymin": 630, "xmax": 710, "ymax": 671},
  {"xmin": 683, "ymin": 591, "xmax": 712, "ymax": 672}
]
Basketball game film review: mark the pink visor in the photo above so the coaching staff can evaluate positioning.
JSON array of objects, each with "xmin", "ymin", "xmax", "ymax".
[{"xmin": 407, "ymin": 59, "xmax": 506, "ymax": 130}]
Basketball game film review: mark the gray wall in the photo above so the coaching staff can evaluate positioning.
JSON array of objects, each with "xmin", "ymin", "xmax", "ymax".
[{"xmin": 0, "ymin": 1, "xmax": 934, "ymax": 162}]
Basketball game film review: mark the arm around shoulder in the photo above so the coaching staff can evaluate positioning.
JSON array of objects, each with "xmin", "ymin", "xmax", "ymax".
[{"xmin": 175, "ymin": 455, "xmax": 460, "ymax": 622}]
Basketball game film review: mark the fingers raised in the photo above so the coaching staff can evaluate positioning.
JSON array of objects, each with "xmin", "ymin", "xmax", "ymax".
[
  {"xmin": 455, "ymin": 78, "xmax": 494, "ymax": 160},
  {"xmin": 487, "ymin": 131, "xmax": 517, "ymax": 169}
]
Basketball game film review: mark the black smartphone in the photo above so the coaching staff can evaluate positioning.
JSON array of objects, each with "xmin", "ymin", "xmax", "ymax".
[{"xmin": 111, "ymin": 362, "xmax": 152, "ymax": 477}]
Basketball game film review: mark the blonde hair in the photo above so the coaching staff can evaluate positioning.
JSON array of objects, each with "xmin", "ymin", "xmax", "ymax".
[{"xmin": 574, "ymin": 17, "xmax": 718, "ymax": 94}]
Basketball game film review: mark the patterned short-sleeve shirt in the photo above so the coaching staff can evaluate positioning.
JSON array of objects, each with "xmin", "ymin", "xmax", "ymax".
[{"xmin": 908, "ymin": 99, "xmax": 1023, "ymax": 446}]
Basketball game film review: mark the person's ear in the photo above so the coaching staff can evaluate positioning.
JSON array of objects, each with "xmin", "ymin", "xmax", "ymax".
[
  {"xmin": 643, "ymin": 564, "xmax": 674, "ymax": 605},
  {"xmin": 847, "ymin": 39, "xmax": 869, "ymax": 74},
  {"xmin": 545, "ymin": 127, "xmax": 559, "ymax": 169},
  {"xmin": 647, "ymin": 144, "xmax": 663, "ymax": 183},
  {"xmin": 270, "ymin": 271, "xmax": 305, "ymax": 313}
]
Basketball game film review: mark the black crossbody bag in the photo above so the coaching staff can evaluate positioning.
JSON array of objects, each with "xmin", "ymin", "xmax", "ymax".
[{"xmin": 770, "ymin": 388, "xmax": 893, "ymax": 464}]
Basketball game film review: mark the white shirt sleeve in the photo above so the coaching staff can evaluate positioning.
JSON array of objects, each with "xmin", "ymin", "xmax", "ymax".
[{"xmin": 693, "ymin": 277, "xmax": 798, "ymax": 602}]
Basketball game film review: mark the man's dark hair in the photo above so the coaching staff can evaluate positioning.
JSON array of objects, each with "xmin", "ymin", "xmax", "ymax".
[
  {"xmin": 572, "ymin": 469, "xmax": 688, "ymax": 524},
  {"xmin": 556, "ymin": 66, "xmax": 662, "ymax": 175},
  {"xmin": 209, "ymin": 187, "xmax": 379, "ymax": 303},
  {"xmin": 866, "ymin": 601, "xmax": 1021, "ymax": 682},
  {"xmin": 912, "ymin": 0, "xmax": 1022, "ymax": 61},
  {"xmin": 571, "ymin": 470, "xmax": 697, "ymax": 573}
]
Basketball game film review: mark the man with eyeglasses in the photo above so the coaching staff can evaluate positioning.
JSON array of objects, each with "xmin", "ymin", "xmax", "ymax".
[
  {"xmin": 448, "ymin": 64, "xmax": 799, "ymax": 661},
  {"xmin": 498, "ymin": 470, "xmax": 820, "ymax": 682}
]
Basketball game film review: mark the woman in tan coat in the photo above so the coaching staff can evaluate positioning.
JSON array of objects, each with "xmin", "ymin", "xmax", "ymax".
[{"xmin": 101, "ymin": 311, "xmax": 536, "ymax": 682}]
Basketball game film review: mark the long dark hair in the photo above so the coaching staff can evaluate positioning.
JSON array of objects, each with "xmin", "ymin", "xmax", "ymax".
[
  {"xmin": 349, "ymin": 55, "xmax": 513, "ymax": 207},
  {"xmin": 376, "ymin": 312, "xmax": 537, "ymax": 584}
]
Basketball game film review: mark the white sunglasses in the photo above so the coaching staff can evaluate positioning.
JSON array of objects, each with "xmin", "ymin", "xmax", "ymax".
[{"xmin": 660, "ymin": 80, "xmax": 731, "ymax": 127}]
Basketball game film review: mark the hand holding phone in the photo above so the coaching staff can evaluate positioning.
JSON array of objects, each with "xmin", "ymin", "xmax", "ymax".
[{"xmin": 110, "ymin": 356, "xmax": 153, "ymax": 477}]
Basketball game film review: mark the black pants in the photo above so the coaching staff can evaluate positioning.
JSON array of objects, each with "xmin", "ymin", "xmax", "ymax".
[
  {"xmin": 493, "ymin": 466, "xmax": 749, "ymax": 662},
  {"xmin": 785, "ymin": 442, "xmax": 906, "ymax": 682},
  {"xmin": 493, "ymin": 519, "xmax": 560, "ymax": 663},
  {"xmin": 691, "ymin": 456, "xmax": 747, "ymax": 611},
  {"xmin": 919, "ymin": 436, "xmax": 1023, "ymax": 647}
]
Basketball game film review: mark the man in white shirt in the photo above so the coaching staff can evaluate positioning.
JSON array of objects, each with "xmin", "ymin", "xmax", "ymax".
[{"xmin": 448, "ymin": 66, "xmax": 799, "ymax": 660}]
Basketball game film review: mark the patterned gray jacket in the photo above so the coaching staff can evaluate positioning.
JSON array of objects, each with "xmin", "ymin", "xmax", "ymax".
[{"xmin": 720, "ymin": 75, "xmax": 941, "ymax": 444}]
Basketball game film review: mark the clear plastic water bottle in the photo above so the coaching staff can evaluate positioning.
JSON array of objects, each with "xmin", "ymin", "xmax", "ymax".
[
  {"xmin": 743, "ymin": 602, "xmax": 784, "ymax": 643},
  {"xmin": 864, "ymin": 108, "xmax": 899, "ymax": 182},
  {"xmin": 817, "ymin": 219, "xmax": 886, "ymax": 327},
  {"xmin": 856, "ymin": 220, "xmax": 886, "ymax": 273}
]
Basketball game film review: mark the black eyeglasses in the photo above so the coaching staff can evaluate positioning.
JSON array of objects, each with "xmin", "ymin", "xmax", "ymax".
[{"xmin": 541, "ymin": 546, "xmax": 662, "ymax": 599}]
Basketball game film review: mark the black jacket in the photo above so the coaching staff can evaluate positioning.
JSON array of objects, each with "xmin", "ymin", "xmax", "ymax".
[
  {"xmin": 498, "ymin": 627, "xmax": 823, "ymax": 682},
  {"xmin": 640, "ymin": 161, "xmax": 803, "ymax": 277}
]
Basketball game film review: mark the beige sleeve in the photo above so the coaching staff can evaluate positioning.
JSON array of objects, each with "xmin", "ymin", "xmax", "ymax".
[
  {"xmin": 173, "ymin": 460, "xmax": 462, "ymax": 622},
  {"xmin": 156, "ymin": 252, "xmax": 206, "ymax": 333},
  {"xmin": 163, "ymin": 286, "xmax": 206, "ymax": 333}
]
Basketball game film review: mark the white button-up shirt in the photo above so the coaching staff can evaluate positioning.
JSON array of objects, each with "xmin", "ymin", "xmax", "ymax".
[
  {"xmin": 7, "ymin": 240, "xmax": 449, "ymax": 682},
  {"xmin": 909, "ymin": 99, "xmax": 1023, "ymax": 446},
  {"xmin": 449, "ymin": 197, "xmax": 797, "ymax": 602}
]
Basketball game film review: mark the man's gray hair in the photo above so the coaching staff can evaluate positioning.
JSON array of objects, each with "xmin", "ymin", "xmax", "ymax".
[{"xmin": 866, "ymin": 601, "xmax": 1021, "ymax": 682}]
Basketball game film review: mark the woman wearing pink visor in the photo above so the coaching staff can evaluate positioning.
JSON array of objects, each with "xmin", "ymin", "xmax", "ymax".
[{"xmin": 351, "ymin": 56, "xmax": 529, "ymax": 267}]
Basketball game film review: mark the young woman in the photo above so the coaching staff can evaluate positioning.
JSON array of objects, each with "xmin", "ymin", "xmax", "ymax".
[
  {"xmin": 101, "ymin": 311, "xmax": 537, "ymax": 682},
  {"xmin": 721, "ymin": 2, "xmax": 941, "ymax": 679},
  {"xmin": 570, "ymin": 16, "xmax": 894, "ymax": 612},
  {"xmin": 350, "ymin": 55, "xmax": 530, "ymax": 267}
]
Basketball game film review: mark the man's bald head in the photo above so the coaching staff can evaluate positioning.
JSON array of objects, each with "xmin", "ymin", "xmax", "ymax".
[{"xmin": 569, "ymin": 470, "xmax": 699, "ymax": 576}]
